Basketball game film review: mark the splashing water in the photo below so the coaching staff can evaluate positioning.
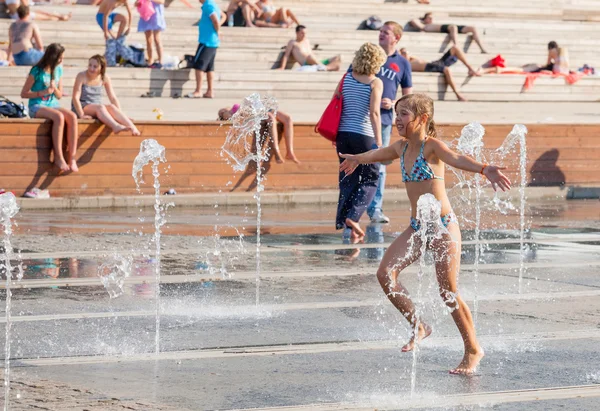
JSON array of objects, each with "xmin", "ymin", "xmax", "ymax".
[
  {"xmin": 392, "ymin": 194, "xmax": 454, "ymax": 397},
  {"xmin": 221, "ymin": 93, "xmax": 278, "ymax": 306},
  {"xmin": 495, "ymin": 125, "xmax": 528, "ymax": 293},
  {"xmin": 132, "ymin": 139, "xmax": 167, "ymax": 354},
  {"xmin": 98, "ymin": 254, "xmax": 133, "ymax": 298},
  {"xmin": 456, "ymin": 122, "xmax": 485, "ymax": 322},
  {"xmin": 0, "ymin": 193, "xmax": 21, "ymax": 411}
]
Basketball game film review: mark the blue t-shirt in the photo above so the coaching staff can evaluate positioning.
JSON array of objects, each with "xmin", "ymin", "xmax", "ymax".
[
  {"xmin": 28, "ymin": 65, "xmax": 63, "ymax": 109},
  {"xmin": 198, "ymin": 0, "xmax": 221, "ymax": 47},
  {"xmin": 347, "ymin": 51, "xmax": 412, "ymax": 126},
  {"xmin": 378, "ymin": 52, "xmax": 412, "ymax": 125}
]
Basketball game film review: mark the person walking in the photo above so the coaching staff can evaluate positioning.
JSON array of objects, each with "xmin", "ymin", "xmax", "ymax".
[
  {"xmin": 334, "ymin": 42, "xmax": 387, "ymax": 240},
  {"xmin": 367, "ymin": 21, "xmax": 413, "ymax": 224}
]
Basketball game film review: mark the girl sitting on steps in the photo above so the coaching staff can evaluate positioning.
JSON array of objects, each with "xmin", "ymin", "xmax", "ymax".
[{"xmin": 72, "ymin": 55, "xmax": 140, "ymax": 136}]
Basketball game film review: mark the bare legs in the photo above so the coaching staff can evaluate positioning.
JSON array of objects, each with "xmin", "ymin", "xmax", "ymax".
[
  {"xmin": 144, "ymin": 30, "xmax": 163, "ymax": 65},
  {"xmin": 274, "ymin": 111, "xmax": 300, "ymax": 163},
  {"xmin": 443, "ymin": 66, "xmax": 467, "ymax": 101},
  {"xmin": 112, "ymin": 13, "xmax": 129, "ymax": 38},
  {"xmin": 35, "ymin": 106, "xmax": 79, "ymax": 172},
  {"xmin": 192, "ymin": 70, "xmax": 214, "ymax": 98},
  {"xmin": 377, "ymin": 224, "xmax": 484, "ymax": 374},
  {"xmin": 266, "ymin": 112, "xmax": 283, "ymax": 163},
  {"xmin": 448, "ymin": 45, "xmax": 481, "ymax": 76},
  {"xmin": 83, "ymin": 104, "xmax": 140, "ymax": 135},
  {"xmin": 431, "ymin": 224, "xmax": 484, "ymax": 374},
  {"xmin": 446, "ymin": 25, "xmax": 487, "ymax": 54},
  {"xmin": 461, "ymin": 26, "xmax": 487, "ymax": 54}
]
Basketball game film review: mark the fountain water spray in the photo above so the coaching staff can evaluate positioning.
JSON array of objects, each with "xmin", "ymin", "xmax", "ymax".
[
  {"xmin": 221, "ymin": 93, "xmax": 278, "ymax": 305},
  {"xmin": 388, "ymin": 194, "xmax": 453, "ymax": 397},
  {"xmin": 133, "ymin": 139, "xmax": 167, "ymax": 354},
  {"xmin": 0, "ymin": 193, "xmax": 22, "ymax": 410},
  {"xmin": 456, "ymin": 122, "xmax": 485, "ymax": 322},
  {"xmin": 496, "ymin": 125, "xmax": 528, "ymax": 292}
]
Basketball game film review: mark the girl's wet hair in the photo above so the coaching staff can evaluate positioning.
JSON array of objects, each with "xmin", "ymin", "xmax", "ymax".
[
  {"xmin": 34, "ymin": 43, "xmax": 65, "ymax": 81},
  {"xmin": 395, "ymin": 93, "xmax": 437, "ymax": 138},
  {"xmin": 89, "ymin": 54, "xmax": 107, "ymax": 81}
]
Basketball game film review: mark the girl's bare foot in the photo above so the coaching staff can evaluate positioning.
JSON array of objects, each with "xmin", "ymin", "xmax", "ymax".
[
  {"xmin": 69, "ymin": 159, "xmax": 79, "ymax": 173},
  {"xmin": 59, "ymin": 12, "xmax": 72, "ymax": 21},
  {"xmin": 345, "ymin": 218, "xmax": 365, "ymax": 238},
  {"xmin": 285, "ymin": 152, "xmax": 301, "ymax": 164},
  {"xmin": 273, "ymin": 150, "xmax": 284, "ymax": 164},
  {"xmin": 401, "ymin": 323, "xmax": 432, "ymax": 352},
  {"xmin": 55, "ymin": 160, "xmax": 70, "ymax": 172},
  {"xmin": 113, "ymin": 125, "xmax": 127, "ymax": 134},
  {"xmin": 202, "ymin": 92, "xmax": 214, "ymax": 99},
  {"xmin": 130, "ymin": 126, "xmax": 141, "ymax": 136},
  {"xmin": 457, "ymin": 94, "xmax": 468, "ymax": 102},
  {"xmin": 468, "ymin": 69, "xmax": 482, "ymax": 77},
  {"xmin": 449, "ymin": 348, "xmax": 485, "ymax": 375}
]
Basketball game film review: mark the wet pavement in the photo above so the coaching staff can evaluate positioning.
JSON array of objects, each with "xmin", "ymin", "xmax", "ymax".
[{"xmin": 1, "ymin": 199, "xmax": 599, "ymax": 410}]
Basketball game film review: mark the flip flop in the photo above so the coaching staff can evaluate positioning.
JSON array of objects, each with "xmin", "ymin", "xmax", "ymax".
[{"xmin": 185, "ymin": 93, "xmax": 201, "ymax": 99}]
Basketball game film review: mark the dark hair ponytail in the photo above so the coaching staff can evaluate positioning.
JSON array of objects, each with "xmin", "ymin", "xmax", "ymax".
[
  {"xmin": 89, "ymin": 54, "xmax": 107, "ymax": 81},
  {"xmin": 34, "ymin": 43, "xmax": 65, "ymax": 81}
]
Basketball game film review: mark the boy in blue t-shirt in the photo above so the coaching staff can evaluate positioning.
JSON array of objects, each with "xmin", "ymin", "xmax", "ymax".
[
  {"xmin": 369, "ymin": 21, "xmax": 412, "ymax": 224},
  {"xmin": 187, "ymin": 0, "xmax": 224, "ymax": 98}
]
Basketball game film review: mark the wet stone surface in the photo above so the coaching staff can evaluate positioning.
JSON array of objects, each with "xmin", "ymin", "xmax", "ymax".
[{"xmin": 0, "ymin": 200, "xmax": 599, "ymax": 410}]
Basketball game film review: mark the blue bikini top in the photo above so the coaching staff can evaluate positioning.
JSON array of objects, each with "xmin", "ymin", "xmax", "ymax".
[{"xmin": 401, "ymin": 139, "xmax": 444, "ymax": 183}]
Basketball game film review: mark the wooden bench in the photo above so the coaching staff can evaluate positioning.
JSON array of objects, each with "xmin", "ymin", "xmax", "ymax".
[{"xmin": 0, "ymin": 120, "xmax": 597, "ymax": 197}]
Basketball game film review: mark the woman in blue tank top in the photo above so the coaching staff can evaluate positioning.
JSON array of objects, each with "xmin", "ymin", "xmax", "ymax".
[{"xmin": 334, "ymin": 42, "xmax": 387, "ymax": 240}]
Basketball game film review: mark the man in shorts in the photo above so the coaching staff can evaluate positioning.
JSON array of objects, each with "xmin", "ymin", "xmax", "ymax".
[
  {"xmin": 401, "ymin": 45, "xmax": 481, "ymax": 101},
  {"xmin": 276, "ymin": 25, "xmax": 340, "ymax": 71},
  {"xmin": 187, "ymin": 0, "xmax": 224, "ymax": 98},
  {"xmin": 367, "ymin": 21, "xmax": 412, "ymax": 224}
]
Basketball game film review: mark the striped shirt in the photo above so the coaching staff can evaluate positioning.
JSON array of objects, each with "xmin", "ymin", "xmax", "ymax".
[{"xmin": 338, "ymin": 72, "xmax": 374, "ymax": 137}]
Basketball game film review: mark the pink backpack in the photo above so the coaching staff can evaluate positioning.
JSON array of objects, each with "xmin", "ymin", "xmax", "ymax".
[{"xmin": 137, "ymin": 0, "xmax": 155, "ymax": 21}]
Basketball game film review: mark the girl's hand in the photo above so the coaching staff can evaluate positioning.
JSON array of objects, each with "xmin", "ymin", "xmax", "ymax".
[
  {"xmin": 483, "ymin": 165, "xmax": 511, "ymax": 191},
  {"xmin": 339, "ymin": 153, "xmax": 360, "ymax": 176}
]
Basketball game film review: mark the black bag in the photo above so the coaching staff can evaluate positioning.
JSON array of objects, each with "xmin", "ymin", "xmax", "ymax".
[
  {"xmin": 178, "ymin": 54, "xmax": 195, "ymax": 69},
  {"xmin": 0, "ymin": 95, "xmax": 27, "ymax": 118}
]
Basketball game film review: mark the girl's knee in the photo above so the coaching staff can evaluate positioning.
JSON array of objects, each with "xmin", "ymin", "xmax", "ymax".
[
  {"xmin": 439, "ymin": 289, "xmax": 458, "ymax": 307},
  {"xmin": 376, "ymin": 267, "xmax": 391, "ymax": 286}
]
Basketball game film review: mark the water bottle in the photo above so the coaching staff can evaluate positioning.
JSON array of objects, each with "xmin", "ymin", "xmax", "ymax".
[{"xmin": 227, "ymin": 14, "xmax": 234, "ymax": 27}]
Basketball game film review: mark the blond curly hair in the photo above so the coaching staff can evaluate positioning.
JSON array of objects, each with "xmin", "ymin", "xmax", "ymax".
[{"xmin": 352, "ymin": 42, "xmax": 387, "ymax": 76}]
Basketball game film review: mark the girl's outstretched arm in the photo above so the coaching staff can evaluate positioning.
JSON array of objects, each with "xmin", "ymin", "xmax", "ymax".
[
  {"xmin": 339, "ymin": 141, "xmax": 401, "ymax": 176},
  {"xmin": 430, "ymin": 139, "xmax": 512, "ymax": 191}
]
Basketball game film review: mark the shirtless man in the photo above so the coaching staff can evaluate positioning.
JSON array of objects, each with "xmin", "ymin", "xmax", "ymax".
[
  {"xmin": 409, "ymin": 12, "xmax": 487, "ymax": 54},
  {"xmin": 7, "ymin": 5, "xmax": 44, "ymax": 66},
  {"xmin": 277, "ymin": 25, "xmax": 340, "ymax": 71},
  {"xmin": 96, "ymin": 0, "xmax": 132, "ymax": 40},
  {"xmin": 401, "ymin": 45, "xmax": 481, "ymax": 101},
  {"xmin": 4, "ymin": 0, "xmax": 72, "ymax": 21}
]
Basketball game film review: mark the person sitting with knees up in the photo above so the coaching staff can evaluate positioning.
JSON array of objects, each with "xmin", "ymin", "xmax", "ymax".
[
  {"xmin": 409, "ymin": 12, "xmax": 487, "ymax": 54},
  {"xmin": 20, "ymin": 43, "xmax": 79, "ymax": 172},
  {"xmin": 218, "ymin": 104, "xmax": 300, "ymax": 163},
  {"xmin": 401, "ymin": 46, "xmax": 481, "ymax": 101},
  {"xmin": 72, "ymin": 55, "xmax": 141, "ymax": 136}
]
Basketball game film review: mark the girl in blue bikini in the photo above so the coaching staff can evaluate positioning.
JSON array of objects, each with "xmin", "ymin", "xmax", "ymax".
[{"xmin": 339, "ymin": 93, "xmax": 511, "ymax": 375}]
